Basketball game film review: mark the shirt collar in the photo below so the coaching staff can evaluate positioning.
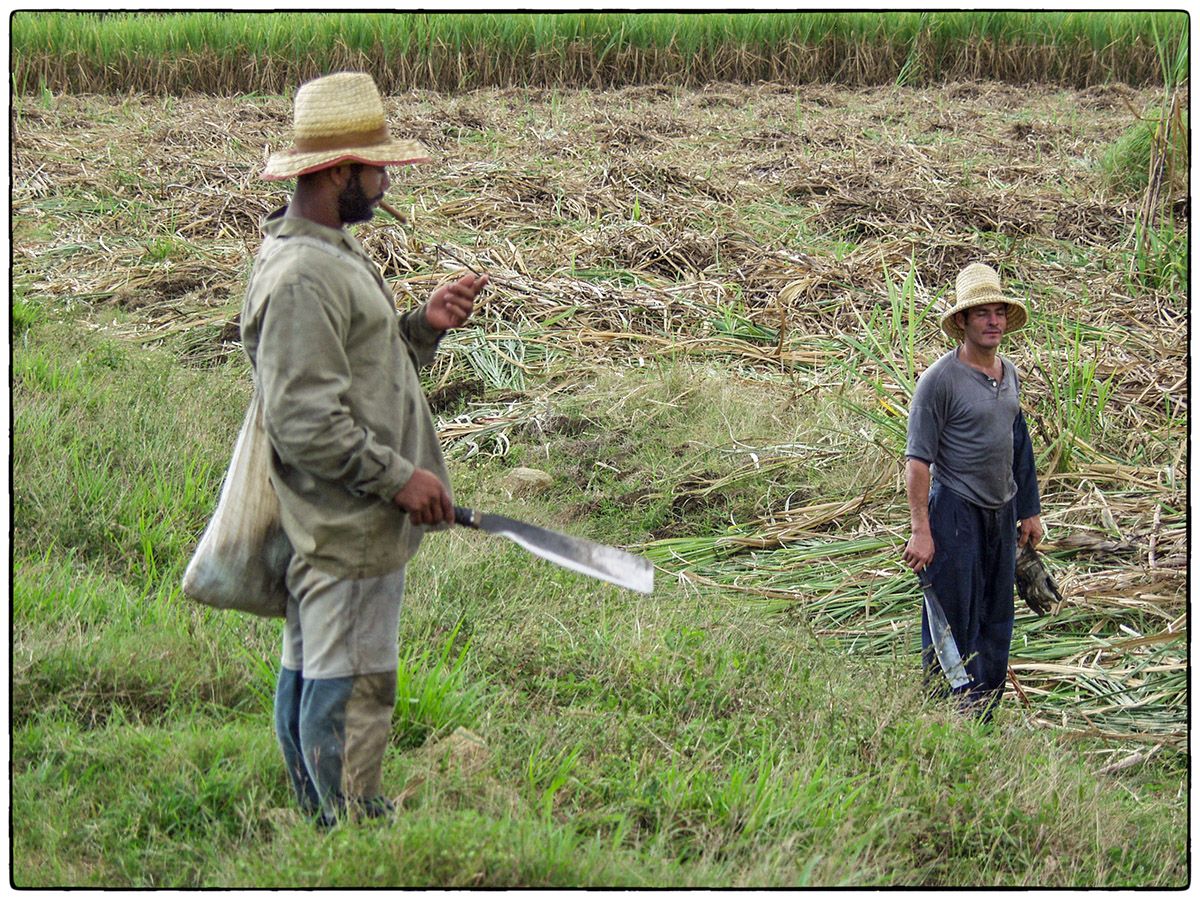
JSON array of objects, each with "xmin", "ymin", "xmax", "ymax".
[{"xmin": 951, "ymin": 347, "xmax": 1009, "ymax": 382}]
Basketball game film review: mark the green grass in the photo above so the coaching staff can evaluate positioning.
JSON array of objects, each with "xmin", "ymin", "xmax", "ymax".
[
  {"xmin": 11, "ymin": 299, "xmax": 1187, "ymax": 887},
  {"xmin": 1024, "ymin": 321, "xmax": 1116, "ymax": 474},
  {"xmin": 1100, "ymin": 107, "xmax": 1189, "ymax": 196},
  {"xmin": 13, "ymin": 11, "xmax": 1187, "ymax": 60},
  {"xmin": 13, "ymin": 319, "xmax": 245, "ymax": 583},
  {"xmin": 832, "ymin": 264, "xmax": 937, "ymax": 454},
  {"xmin": 1129, "ymin": 215, "xmax": 1188, "ymax": 294},
  {"xmin": 392, "ymin": 620, "xmax": 488, "ymax": 750}
]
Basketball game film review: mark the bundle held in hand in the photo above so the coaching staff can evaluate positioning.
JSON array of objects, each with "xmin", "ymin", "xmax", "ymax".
[{"xmin": 182, "ymin": 390, "xmax": 291, "ymax": 618}]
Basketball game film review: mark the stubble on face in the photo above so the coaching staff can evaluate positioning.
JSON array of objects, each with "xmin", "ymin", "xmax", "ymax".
[{"xmin": 960, "ymin": 304, "xmax": 1007, "ymax": 351}]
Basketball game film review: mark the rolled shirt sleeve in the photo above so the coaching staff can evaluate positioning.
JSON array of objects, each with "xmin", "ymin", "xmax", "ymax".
[{"xmin": 397, "ymin": 306, "xmax": 444, "ymax": 368}]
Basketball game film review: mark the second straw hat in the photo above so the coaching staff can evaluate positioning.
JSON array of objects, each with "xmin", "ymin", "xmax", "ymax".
[
  {"xmin": 939, "ymin": 263, "xmax": 1029, "ymax": 341},
  {"xmin": 261, "ymin": 72, "xmax": 429, "ymax": 181}
]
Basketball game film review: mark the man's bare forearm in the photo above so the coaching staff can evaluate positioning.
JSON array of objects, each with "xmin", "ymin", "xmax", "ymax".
[
  {"xmin": 902, "ymin": 458, "xmax": 935, "ymax": 572},
  {"xmin": 906, "ymin": 458, "xmax": 931, "ymax": 533}
]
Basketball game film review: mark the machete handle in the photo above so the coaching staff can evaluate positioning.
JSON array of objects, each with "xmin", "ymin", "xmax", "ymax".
[{"xmin": 454, "ymin": 506, "xmax": 479, "ymax": 528}]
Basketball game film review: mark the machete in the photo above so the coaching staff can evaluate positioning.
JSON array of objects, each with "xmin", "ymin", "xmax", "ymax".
[
  {"xmin": 918, "ymin": 570, "xmax": 971, "ymax": 690},
  {"xmin": 454, "ymin": 507, "xmax": 654, "ymax": 594}
]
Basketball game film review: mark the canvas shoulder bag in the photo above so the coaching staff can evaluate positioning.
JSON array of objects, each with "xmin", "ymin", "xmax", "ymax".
[{"xmin": 182, "ymin": 383, "xmax": 291, "ymax": 617}]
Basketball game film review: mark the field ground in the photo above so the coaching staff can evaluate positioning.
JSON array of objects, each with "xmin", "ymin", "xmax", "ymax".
[{"xmin": 11, "ymin": 81, "xmax": 1188, "ymax": 887}]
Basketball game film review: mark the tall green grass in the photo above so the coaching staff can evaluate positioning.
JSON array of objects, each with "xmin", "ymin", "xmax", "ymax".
[
  {"xmin": 1101, "ymin": 105, "xmax": 1189, "ymax": 196},
  {"xmin": 832, "ymin": 264, "xmax": 936, "ymax": 454},
  {"xmin": 1027, "ymin": 323, "xmax": 1116, "ymax": 475},
  {"xmin": 12, "ymin": 11, "xmax": 1189, "ymax": 93},
  {"xmin": 1098, "ymin": 13, "xmax": 1189, "ymax": 294},
  {"xmin": 1129, "ymin": 216, "xmax": 1188, "ymax": 294}
]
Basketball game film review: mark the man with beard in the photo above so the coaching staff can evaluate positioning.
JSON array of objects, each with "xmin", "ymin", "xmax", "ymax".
[{"xmin": 240, "ymin": 72, "xmax": 489, "ymax": 827}]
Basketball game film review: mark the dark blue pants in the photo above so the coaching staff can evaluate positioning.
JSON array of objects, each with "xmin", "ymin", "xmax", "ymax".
[{"xmin": 921, "ymin": 483, "xmax": 1016, "ymax": 720}]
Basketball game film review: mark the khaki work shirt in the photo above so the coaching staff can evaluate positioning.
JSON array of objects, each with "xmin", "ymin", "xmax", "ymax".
[{"xmin": 240, "ymin": 207, "xmax": 451, "ymax": 578}]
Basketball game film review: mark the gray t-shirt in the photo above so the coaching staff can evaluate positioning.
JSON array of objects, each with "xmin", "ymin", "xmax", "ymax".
[{"xmin": 906, "ymin": 349, "xmax": 1020, "ymax": 509}]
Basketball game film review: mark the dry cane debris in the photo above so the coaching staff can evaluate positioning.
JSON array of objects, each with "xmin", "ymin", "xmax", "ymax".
[{"xmin": 11, "ymin": 80, "xmax": 1187, "ymax": 751}]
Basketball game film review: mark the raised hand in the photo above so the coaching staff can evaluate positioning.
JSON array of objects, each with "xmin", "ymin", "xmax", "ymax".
[{"xmin": 424, "ymin": 273, "xmax": 489, "ymax": 332}]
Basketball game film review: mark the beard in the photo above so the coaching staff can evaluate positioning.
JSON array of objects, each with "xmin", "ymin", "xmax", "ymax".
[{"xmin": 337, "ymin": 171, "xmax": 380, "ymax": 225}]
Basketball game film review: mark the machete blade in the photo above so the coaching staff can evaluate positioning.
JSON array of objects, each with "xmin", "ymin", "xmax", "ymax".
[
  {"xmin": 918, "ymin": 571, "xmax": 971, "ymax": 690},
  {"xmin": 455, "ymin": 507, "xmax": 654, "ymax": 594}
]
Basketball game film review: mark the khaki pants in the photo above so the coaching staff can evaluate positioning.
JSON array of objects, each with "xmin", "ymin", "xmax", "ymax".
[{"xmin": 275, "ymin": 555, "xmax": 405, "ymax": 825}]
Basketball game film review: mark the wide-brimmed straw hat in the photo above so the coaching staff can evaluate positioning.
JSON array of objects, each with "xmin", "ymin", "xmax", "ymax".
[
  {"xmin": 939, "ymin": 263, "xmax": 1029, "ymax": 341},
  {"xmin": 261, "ymin": 72, "xmax": 430, "ymax": 181}
]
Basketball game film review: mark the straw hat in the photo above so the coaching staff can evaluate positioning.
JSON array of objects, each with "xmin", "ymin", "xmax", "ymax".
[
  {"xmin": 261, "ymin": 72, "xmax": 430, "ymax": 181},
  {"xmin": 939, "ymin": 263, "xmax": 1029, "ymax": 341}
]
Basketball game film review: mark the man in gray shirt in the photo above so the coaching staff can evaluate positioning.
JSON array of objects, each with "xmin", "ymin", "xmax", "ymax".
[{"xmin": 903, "ymin": 263, "xmax": 1042, "ymax": 720}]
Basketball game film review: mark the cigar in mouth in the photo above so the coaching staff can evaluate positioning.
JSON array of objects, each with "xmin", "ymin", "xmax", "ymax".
[{"xmin": 378, "ymin": 199, "xmax": 408, "ymax": 223}]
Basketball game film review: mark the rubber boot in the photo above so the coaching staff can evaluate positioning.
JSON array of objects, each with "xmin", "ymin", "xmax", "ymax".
[
  {"xmin": 274, "ymin": 666, "xmax": 320, "ymax": 816},
  {"xmin": 300, "ymin": 672, "xmax": 397, "ymax": 826},
  {"xmin": 341, "ymin": 670, "xmax": 398, "ymax": 810}
]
